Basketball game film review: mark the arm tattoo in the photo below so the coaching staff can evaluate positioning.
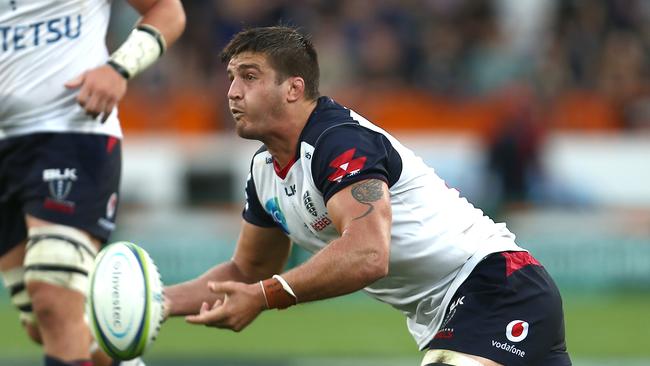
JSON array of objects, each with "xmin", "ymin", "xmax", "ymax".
[{"xmin": 350, "ymin": 179, "xmax": 384, "ymax": 221}]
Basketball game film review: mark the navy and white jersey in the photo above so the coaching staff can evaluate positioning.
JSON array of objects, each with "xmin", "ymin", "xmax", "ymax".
[
  {"xmin": 243, "ymin": 96, "xmax": 523, "ymax": 349},
  {"xmin": 0, "ymin": 0, "xmax": 121, "ymax": 139}
]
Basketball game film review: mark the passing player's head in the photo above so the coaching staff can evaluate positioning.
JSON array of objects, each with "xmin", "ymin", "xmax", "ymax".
[{"xmin": 220, "ymin": 26, "xmax": 320, "ymax": 140}]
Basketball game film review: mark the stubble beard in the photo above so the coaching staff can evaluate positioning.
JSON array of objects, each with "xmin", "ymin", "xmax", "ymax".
[{"xmin": 235, "ymin": 93, "xmax": 286, "ymax": 142}]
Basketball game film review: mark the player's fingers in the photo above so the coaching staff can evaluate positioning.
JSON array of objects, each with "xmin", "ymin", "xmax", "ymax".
[
  {"xmin": 207, "ymin": 281, "xmax": 234, "ymax": 295},
  {"xmin": 64, "ymin": 74, "xmax": 84, "ymax": 89},
  {"xmin": 185, "ymin": 303, "xmax": 209, "ymax": 324},
  {"xmin": 211, "ymin": 298, "xmax": 223, "ymax": 310},
  {"xmin": 185, "ymin": 305, "xmax": 226, "ymax": 325},
  {"xmin": 83, "ymin": 94, "xmax": 101, "ymax": 118},
  {"xmin": 199, "ymin": 301, "xmax": 210, "ymax": 314},
  {"xmin": 101, "ymin": 101, "xmax": 116, "ymax": 123},
  {"xmin": 94, "ymin": 100, "xmax": 108, "ymax": 120},
  {"xmin": 76, "ymin": 86, "xmax": 91, "ymax": 109}
]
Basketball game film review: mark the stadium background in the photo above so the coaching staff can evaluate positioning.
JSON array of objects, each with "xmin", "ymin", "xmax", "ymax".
[{"xmin": 2, "ymin": 0, "xmax": 649, "ymax": 365}]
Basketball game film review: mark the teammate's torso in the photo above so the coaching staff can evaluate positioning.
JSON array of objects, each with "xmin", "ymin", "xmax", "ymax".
[{"xmin": 0, "ymin": 0, "xmax": 121, "ymax": 138}]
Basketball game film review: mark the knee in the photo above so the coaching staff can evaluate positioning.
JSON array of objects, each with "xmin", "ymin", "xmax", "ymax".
[
  {"xmin": 22, "ymin": 225, "xmax": 98, "ymax": 328},
  {"xmin": 26, "ymin": 281, "xmax": 62, "ymax": 327}
]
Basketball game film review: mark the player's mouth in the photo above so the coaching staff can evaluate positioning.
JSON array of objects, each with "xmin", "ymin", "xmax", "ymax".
[{"xmin": 230, "ymin": 108, "xmax": 244, "ymax": 120}]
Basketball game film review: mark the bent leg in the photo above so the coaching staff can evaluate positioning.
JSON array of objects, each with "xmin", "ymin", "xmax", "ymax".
[
  {"xmin": 23, "ymin": 219, "xmax": 99, "ymax": 362},
  {"xmin": 28, "ymin": 281, "xmax": 93, "ymax": 360}
]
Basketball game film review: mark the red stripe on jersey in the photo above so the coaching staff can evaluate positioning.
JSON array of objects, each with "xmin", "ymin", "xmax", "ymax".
[
  {"xmin": 43, "ymin": 198, "xmax": 75, "ymax": 214},
  {"xmin": 106, "ymin": 136, "xmax": 118, "ymax": 154},
  {"xmin": 273, "ymin": 157, "xmax": 297, "ymax": 179},
  {"xmin": 501, "ymin": 251, "xmax": 541, "ymax": 276}
]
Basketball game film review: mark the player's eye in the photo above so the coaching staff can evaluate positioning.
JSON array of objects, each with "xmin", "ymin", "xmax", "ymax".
[{"xmin": 245, "ymin": 74, "xmax": 256, "ymax": 81}]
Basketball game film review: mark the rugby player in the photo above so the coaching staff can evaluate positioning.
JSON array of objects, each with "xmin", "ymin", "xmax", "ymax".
[
  {"xmin": 165, "ymin": 26, "xmax": 571, "ymax": 366},
  {"xmin": 0, "ymin": 1, "xmax": 185, "ymax": 365}
]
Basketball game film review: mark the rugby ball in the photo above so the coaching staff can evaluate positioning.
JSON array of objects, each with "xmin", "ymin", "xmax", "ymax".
[{"xmin": 87, "ymin": 241, "xmax": 164, "ymax": 360}]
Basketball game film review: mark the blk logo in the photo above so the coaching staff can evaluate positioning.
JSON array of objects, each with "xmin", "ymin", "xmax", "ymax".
[{"xmin": 327, "ymin": 148, "xmax": 367, "ymax": 182}]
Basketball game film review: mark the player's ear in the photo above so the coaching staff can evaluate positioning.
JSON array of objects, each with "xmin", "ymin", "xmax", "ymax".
[{"xmin": 286, "ymin": 76, "xmax": 305, "ymax": 102}]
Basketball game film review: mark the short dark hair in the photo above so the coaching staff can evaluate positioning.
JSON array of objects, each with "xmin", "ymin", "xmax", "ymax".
[{"xmin": 220, "ymin": 26, "xmax": 320, "ymax": 100}]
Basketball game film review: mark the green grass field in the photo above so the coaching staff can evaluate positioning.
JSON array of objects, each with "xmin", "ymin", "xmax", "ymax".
[{"xmin": 1, "ymin": 291, "xmax": 648, "ymax": 365}]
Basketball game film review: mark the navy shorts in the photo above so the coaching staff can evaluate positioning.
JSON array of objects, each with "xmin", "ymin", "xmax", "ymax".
[
  {"xmin": 427, "ymin": 251, "xmax": 571, "ymax": 366},
  {"xmin": 0, "ymin": 133, "xmax": 121, "ymax": 255}
]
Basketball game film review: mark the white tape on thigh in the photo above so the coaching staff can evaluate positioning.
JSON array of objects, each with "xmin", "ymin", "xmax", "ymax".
[
  {"xmin": 0, "ymin": 266, "xmax": 34, "ymax": 324},
  {"xmin": 421, "ymin": 349, "xmax": 486, "ymax": 366},
  {"xmin": 24, "ymin": 225, "xmax": 98, "ymax": 295}
]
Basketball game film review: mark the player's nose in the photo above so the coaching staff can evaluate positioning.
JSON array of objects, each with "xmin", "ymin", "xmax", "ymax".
[{"xmin": 227, "ymin": 79, "xmax": 243, "ymax": 100}]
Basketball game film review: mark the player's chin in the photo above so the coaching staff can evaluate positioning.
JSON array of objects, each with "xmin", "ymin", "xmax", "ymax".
[{"xmin": 234, "ymin": 121, "xmax": 260, "ymax": 141}]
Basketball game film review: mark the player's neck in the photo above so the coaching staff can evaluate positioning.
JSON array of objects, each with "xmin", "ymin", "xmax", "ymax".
[{"xmin": 265, "ymin": 99, "xmax": 317, "ymax": 168}]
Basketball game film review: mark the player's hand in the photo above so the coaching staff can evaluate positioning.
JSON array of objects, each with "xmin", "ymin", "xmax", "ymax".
[
  {"xmin": 185, "ymin": 281, "xmax": 267, "ymax": 332},
  {"xmin": 64, "ymin": 64, "xmax": 127, "ymax": 123}
]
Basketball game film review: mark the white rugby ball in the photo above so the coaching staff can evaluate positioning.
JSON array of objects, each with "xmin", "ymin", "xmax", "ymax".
[{"xmin": 87, "ymin": 241, "xmax": 164, "ymax": 360}]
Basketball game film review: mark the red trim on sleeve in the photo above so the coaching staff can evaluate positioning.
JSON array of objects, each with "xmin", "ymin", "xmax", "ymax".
[{"xmin": 501, "ymin": 251, "xmax": 541, "ymax": 276}]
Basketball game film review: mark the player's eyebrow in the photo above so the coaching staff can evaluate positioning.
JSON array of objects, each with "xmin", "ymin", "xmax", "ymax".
[
  {"xmin": 236, "ymin": 63, "xmax": 262, "ymax": 72},
  {"xmin": 227, "ymin": 63, "xmax": 261, "ymax": 73},
  {"xmin": 227, "ymin": 63, "xmax": 262, "ymax": 78}
]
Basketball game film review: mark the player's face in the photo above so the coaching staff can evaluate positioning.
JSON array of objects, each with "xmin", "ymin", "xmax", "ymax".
[{"xmin": 226, "ymin": 52, "xmax": 287, "ymax": 140}]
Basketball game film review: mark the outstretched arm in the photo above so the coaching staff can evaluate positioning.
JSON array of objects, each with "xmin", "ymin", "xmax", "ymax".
[
  {"xmin": 165, "ymin": 221, "xmax": 290, "ymax": 317},
  {"xmin": 183, "ymin": 179, "xmax": 391, "ymax": 332},
  {"xmin": 65, "ymin": 0, "xmax": 186, "ymax": 120}
]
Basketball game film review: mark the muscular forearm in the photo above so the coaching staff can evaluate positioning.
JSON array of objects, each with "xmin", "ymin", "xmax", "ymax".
[
  {"xmin": 165, "ymin": 260, "xmax": 252, "ymax": 316},
  {"xmin": 281, "ymin": 224, "xmax": 389, "ymax": 304}
]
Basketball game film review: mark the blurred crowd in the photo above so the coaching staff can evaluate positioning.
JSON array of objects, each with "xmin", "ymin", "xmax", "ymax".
[
  {"xmin": 113, "ymin": 0, "xmax": 650, "ymax": 135},
  {"xmin": 110, "ymin": 0, "xmax": 650, "ymax": 209}
]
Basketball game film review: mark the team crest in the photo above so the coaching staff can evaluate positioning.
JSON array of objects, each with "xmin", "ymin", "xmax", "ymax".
[
  {"xmin": 42, "ymin": 168, "xmax": 77, "ymax": 213},
  {"xmin": 327, "ymin": 148, "xmax": 367, "ymax": 182}
]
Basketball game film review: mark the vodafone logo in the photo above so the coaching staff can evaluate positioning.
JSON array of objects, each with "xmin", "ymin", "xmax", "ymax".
[{"xmin": 506, "ymin": 320, "xmax": 529, "ymax": 342}]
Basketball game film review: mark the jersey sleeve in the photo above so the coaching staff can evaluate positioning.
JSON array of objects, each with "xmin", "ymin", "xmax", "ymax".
[
  {"xmin": 311, "ymin": 123, "xmax": 402, "ymax": 204},
  {"xmin": 242, "ymin": 168, "xmax": 277, "ymax": 228}
]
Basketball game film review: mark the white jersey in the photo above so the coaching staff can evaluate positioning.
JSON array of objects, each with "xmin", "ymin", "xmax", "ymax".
[
  {"xmin": 0, "ymin": 0, "xmax": 121, "ymax": 139},
  {"xmin": 243, "ymin": 97, "xmax": 524, "ymax": 349}
]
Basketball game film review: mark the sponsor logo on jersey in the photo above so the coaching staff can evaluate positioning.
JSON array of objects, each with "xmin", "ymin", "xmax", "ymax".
[
  {"xmin": 327, "ymin": 148, "xmax": 367, "ymax": 182},
  {"xmin": 491, "ymin": 340, "xmax": 526, "ymax": 358},
  {"xmin": 310, "ymin": 216, "xmax": 331, "ymax": 232},
  {"xmin": 505, "ymin": 320, "xmax": 529, "ymax": 342},
  {"xmin": 1, "ymin": 14, "xmax": 82, "ymax": 53},
  {"xmin": 265, "ymin": 197, "xmax": 289, "ymax": 234},
  {"xmin": 303, "ymin": 191, "xmax": 318, "ymax": 217}
]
